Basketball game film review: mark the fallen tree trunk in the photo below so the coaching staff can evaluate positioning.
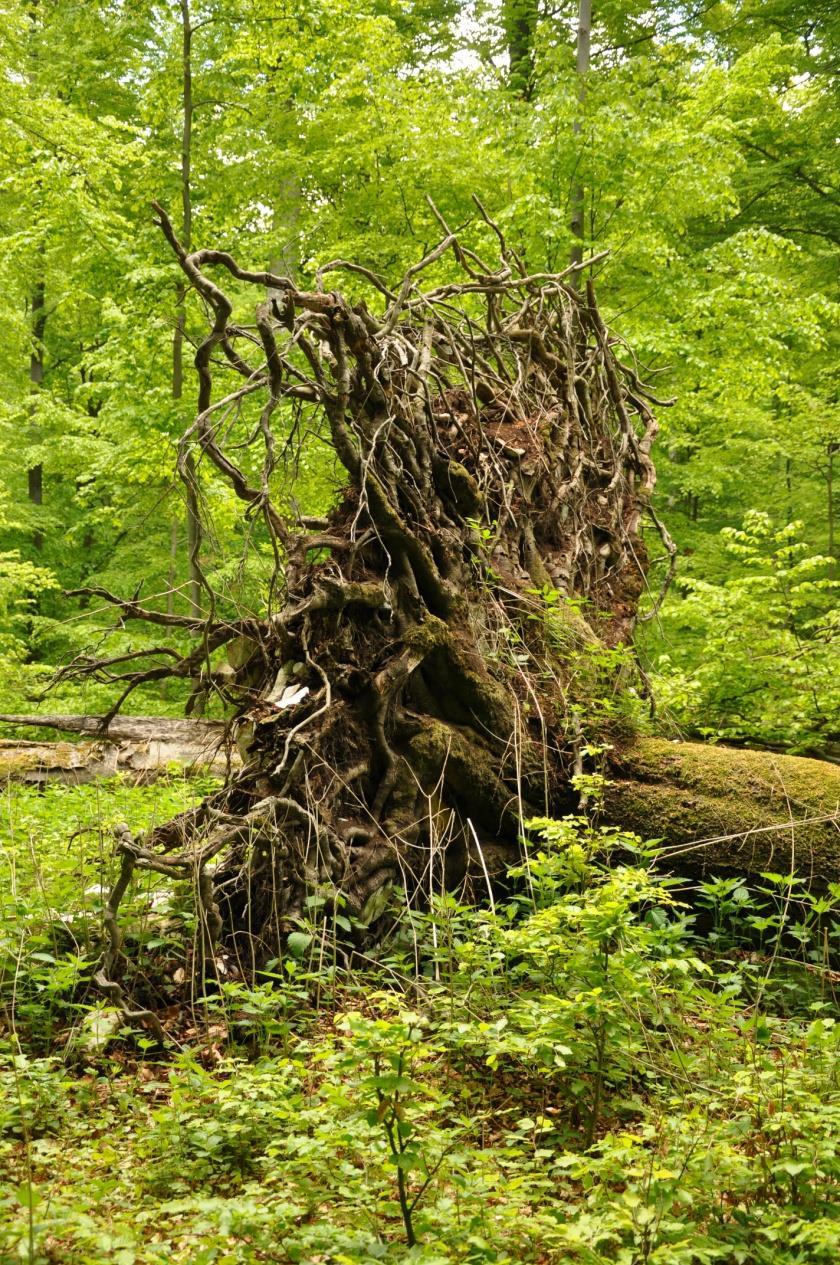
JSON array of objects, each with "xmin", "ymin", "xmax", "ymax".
[
  {"xmin": 0, "ymin": 712, "xmax": 225, "ymax": 744},
  {"xmin": 3, "ymin": 718, "xmax": 837, "ymax": 886},
  {"xmin": 604, "ymin": 738, "xmax": 840, "ymax": 884},
  {"xmin": 0, "ymin": 715, "xmax": 235, "ymax": 783},
  {"xmin": 61, "ymin": 204, "xmax": 838, "ymax": 997}
]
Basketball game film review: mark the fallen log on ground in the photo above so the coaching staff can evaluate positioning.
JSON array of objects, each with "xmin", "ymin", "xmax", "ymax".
[
  {"xmin": 0, "ymin": 714, "xmax": 235, "ymax": 782},
  {"xmin": 0, "ymin": 712, "xmax": 225, "ymax": 743},
  {"xmin": 604, "ymin": 738, "xmax": 840, "ymax": 883},
  {"xmin": 2, "ymin": 718, "xmax": 837, "ymax": 889}
]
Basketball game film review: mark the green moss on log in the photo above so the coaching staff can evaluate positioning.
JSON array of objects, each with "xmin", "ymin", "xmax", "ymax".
[
  {"xmin": 604, "ymin": 737, "xmax": 840, "ymax": 881},
  {"xmin": 406, "ymin": 719, "xmax": 520, "ymax": 835},
  {"xmin": 404, "ymin": 615, "xmax": 451, "ymax": 656},
  {"xmin": 407, "ymin": 619, "xmax": 517, "ymax": 739}
]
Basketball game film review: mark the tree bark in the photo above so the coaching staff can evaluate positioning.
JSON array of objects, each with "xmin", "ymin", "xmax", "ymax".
[
  {"xmin": 0, "ymin": 712, "xmax": 224, "ymax": 743},
  {"xmin": 828, "ymin": 440, "xmax": 837, "ymax": 574},
  {"xmin": 28, "ymin": 278, "xmax": 46, "ymax": 517},
  {"xmin": 604, "ymin": 738, "xmax": 840, "ymax": 883},
  {"xmin": 570, "ymin": 0, "xmax": 592, "ymax": 273},
  {"xmin": 173, "ymin": 0, "xmax": 203, "ymax": 619},
  {"xmin": 0, "ymin": 734, "xmax": 234, "ymax": 784},
  {"xmin": 0, "ymin": 713, "xmax": 234, "ymax": 781},
  {"xmin": 26, "ymin": 5, "xmax": 46, "ymax": 541}
]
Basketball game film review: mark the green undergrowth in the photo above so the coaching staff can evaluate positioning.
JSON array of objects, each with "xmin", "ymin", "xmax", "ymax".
[
  {"xmin": 1, "ymin": 784, "xmax": 840, "ymax": 1264},
  {"xmin": 0, "ymin": 776, "xmax": 217, "ymax": 1050}
]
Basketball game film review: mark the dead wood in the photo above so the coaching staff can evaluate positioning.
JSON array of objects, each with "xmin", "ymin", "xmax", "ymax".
[
  {"xmin": 0, "ymin": 712, "xmax": 224, "ymax": 744},
  {"xmin": 0, "ymin": 732, "xmax": 235, "ymax": 785},
  {"xmin": 604, "ymin": 738, "xmax": 840, "ymax": 883},
  {"xmin": 65, "ymin": 201, "xmax": 680, "ymax": 987}
]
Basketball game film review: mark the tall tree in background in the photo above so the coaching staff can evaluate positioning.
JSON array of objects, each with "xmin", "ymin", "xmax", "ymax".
[
  {"xmin": 569, "ymin": 0, "xmax": 591, "ymax": 271},
  {"xmin": 24, "ymin": 2, "xmax": 45, "ymax": 539},
  {"xmin": 504, "ymin": 0, "xmax": 538, "ymax": 98},
  {"xmin": 173, "ymin": 0, "xmax": 203, "ymax": 618}
]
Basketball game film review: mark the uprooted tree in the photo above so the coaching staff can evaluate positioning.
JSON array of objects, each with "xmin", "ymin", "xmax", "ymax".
[{"xmin": 67, "ymin": 201, "xmax": 840, "ymax": 1009}]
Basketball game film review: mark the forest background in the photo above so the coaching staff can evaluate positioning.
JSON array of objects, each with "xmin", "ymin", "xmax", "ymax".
[
  {"xmin": 3, "ymin": 5, "xmax": 840, "ymax": 1264},
  {"xmin": 1, "ymin": 0, "xmax": 838, "ymax": 756}
]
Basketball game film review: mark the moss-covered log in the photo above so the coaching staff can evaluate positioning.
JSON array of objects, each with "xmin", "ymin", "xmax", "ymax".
[{"xmin": 604, "ymin": 738, "xmax": 840, "ymax": 882}]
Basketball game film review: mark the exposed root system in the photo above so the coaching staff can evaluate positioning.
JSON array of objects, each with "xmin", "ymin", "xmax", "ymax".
[{"xmin": 78, "ymin": 201, "xmax": 671, "ymax": 997}]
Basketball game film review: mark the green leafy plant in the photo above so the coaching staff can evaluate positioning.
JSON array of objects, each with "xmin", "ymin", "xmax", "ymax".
[{"xmin": 650, "ymin": 513, "xmax": 840, "ymax": 751}]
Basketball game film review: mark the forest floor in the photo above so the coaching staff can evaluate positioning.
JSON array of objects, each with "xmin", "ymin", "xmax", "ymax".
[{"xmin": 2, "ymin": 776, "xmax": 840, "ymax": 1265}]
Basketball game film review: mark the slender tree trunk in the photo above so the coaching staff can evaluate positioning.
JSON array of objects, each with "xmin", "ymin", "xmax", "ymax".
[
  {"xmin": 271, "ymin": 175, "xmax": 302, "ymax": 282},
  {"xmin": 26, "ymin": 3, "xmax": 45, "ymax": 545},
  {"xmin": 827, "ymin": 442, "xmax": 836, "ymax": 574},
  {"xmin": 167, "ymin": 518, "xmax": 178, "ymax": 616},
  {"xmin": 174, "ymin": 0, "xmax": 202, "ymax": 619},
  {"xmin": 28, "ymin": 279, "xmax": 45, "ymax": 522},
  {"xmin": 570, "ymin": 0, "xmax": 592, "ymax": 274},
  {"xmin": 504, "ymin": 0, "xmax": 538, "ymax": 99}
]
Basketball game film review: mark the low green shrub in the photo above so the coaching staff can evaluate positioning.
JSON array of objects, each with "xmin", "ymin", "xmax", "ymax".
[{"xmin": 2, "ymin": 795, "xmax": 840, "ymax": 1264}]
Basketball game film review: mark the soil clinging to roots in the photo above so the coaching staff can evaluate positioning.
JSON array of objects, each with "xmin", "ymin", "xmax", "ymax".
[{"xmin": 79, "ymin": 202, "xmax": 672, "ymax": 992}]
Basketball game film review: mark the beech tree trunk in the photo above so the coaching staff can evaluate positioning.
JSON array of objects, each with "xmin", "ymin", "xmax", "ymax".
[
  {"xmin": 0, "ymin": 715, "xmax": 232, "ymax": 783},
  {"xmin": 172, "ymin": 0, "xmax": 203, "ymax": 619},
  {"xmin": 570, "ymin": 0, "xmax": 592, "ymax": 272},
  {"xmin": 604, "ymin": 738, "xmax": 840, "ymax": 884}
]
